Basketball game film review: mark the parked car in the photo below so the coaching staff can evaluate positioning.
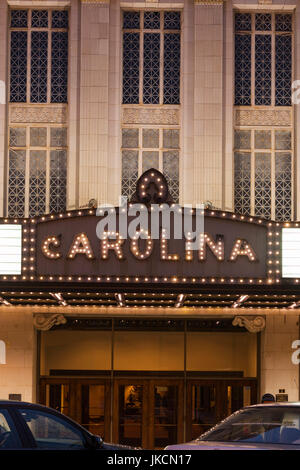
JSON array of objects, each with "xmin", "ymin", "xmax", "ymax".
[
  {"xmin": 165, "ymin": 403, "xmax": 300, "ymax": 450},
  {"xmin": 0, "ymin": 400, "xmax": 134, "ymax": 450}
]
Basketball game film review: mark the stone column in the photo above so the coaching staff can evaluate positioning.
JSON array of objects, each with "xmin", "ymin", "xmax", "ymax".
[
  {"xmin": 68, "ymin": 0, "xmax": 80, "ymax": 209},
  {"xmin": 79, "ymin": 0, "xmax": 110, "ymax": 207},
  {"xmin": 260, "ymin": 314, "xmax": 299, "ymax": 401},
  {"xmin": 107, "ymin": 0, "xmax": 121, "ymax": 206},
  {"xmin": 0, "ymin": 0, "xmax": 8, "ymax": 216},
  {"xmin": 181, "ymin": 0, "xmax": 195, "ymax": 205},
  {"xmin": 223, "ymin": 0, "xmax": 234, "ymax": 212},
  {"xmin": 193, "ymin": 0, "xmax": 224, "ymax": 208}
]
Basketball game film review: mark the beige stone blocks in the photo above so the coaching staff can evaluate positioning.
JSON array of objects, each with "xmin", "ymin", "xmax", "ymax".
[
  {"xmin": 0, "ymin": 311, "xmax": 35, "ymax": 402},
  {"xmin": 260, "ymin": 314, "xmax": 299, "ymax": 401}
]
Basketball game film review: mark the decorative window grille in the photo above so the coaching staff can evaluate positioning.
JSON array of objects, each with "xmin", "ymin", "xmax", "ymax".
[
  {"xmin": 8, "ymin": 126, "xmax": 67, "ymax": 217},
  {"xmin": 121, "ymin": 127, "xmax": 179, "ymax": 202},
  {"xmin": 234, "ymin": 129, "xmax": 292, "ymax": 221},
  {"xmin": 234, "ymin": 12, "xmax": 292, "ymax": 106},
  {"xmin": 9, "ymin": 9, "xmax": 68, "ymax": 103},
  {"xmin": 122, "ymin": 10, "xmax": 181, "ymax": 105}
]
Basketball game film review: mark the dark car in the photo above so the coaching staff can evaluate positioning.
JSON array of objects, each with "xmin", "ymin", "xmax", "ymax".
[{"xmin": 0, "ymin": 400, "xmax": 134, "ymax": 450}]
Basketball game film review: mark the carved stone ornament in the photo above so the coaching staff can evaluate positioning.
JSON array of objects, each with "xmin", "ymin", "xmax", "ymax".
[
  {"xmin": 123, "ymin": 108, "xmax": 179, "ymax": 126},
  {"xmin": 232, "ymin": 316, "xmax": 266, "ymax": 333},
  {"xmin": 10, "ymin": 106, "xmax": 67, "ymax": 124},
  {"xmin": 33, "ymin": 314, "xmax": 67, "ymax": 331},
  {"xmin": 235, "ymin": 109, "xmax": 291, "ymax": 127}
]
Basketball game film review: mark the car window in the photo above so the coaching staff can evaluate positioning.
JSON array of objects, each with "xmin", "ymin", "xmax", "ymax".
[
  {"xmin": 199, "ymin": 407, "xmax": 300, "ymax": 445},
  {"xmin": 0, "ymin": 409, "xmax": 22, "ymax": 449},
  {"xmin": 18, "ymin": 408, "xmax": 87, "ymax": 450}
]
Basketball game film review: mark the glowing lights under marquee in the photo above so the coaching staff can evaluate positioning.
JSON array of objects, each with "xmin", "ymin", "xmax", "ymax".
[
  {"xmin": 282, "ymin": 228, "xmax": 300, "ymax": 278},
  {"xmin": 0, "ymin": 224, "xmax": 22, "ymax": 274}
]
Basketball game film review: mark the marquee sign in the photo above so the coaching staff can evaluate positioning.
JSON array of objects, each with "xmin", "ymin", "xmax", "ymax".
[{"xmin": 0, "ymin": 170, "xmax": 289, "ymax": 286}]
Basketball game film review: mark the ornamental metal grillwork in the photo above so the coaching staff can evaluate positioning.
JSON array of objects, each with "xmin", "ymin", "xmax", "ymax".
[
  {"xmin": 30, "ymin": 127, "xmax": 47, "ymax": 147},
  {"xmin": 10, "ymin": 31, "xmax": 27, "ymax": 102},
  {"xmin": 30, "ymin": 31, "xmax": 48, "ymax": 103},
  {"xmin": 31, "ymin": 10, "xmax": 48, "ymax": 28},
  {"xmin": 10, "ymin": 9, "xmax": 68, "ymax": 104},
  {"xmin": 234, "ymin": 152, "xmax": 251, "ymax": 216},
  {"xmin": 142, "ymin": 151, "xmax": 159, "ymax": 172},
  {"xmin": 52, "ymin": 10, "xmax": 69, "ymax": 29},
  {"xmin": 29, "ymin": 150, "xmax": 46, "ymax": 217},
  {"xmin": 122, "ymin": 128, "xmax": 139, "ymax": 148},
  {"xmin": 255, "ymin": 14, "xmax": 271, "ymax": 31},
  {"xmin": 164, "ymin": 33, "xmax": 180, "ymax": 104},
  {"xmin": 121, "ymin": 150, "xmax": 139, "ymax": 199},
  {"xmin": 235, "ymin": 34, "xmax": 251, "ymax": 106},
  {"xmin": 123, "ymin": 11, "xmax": 140, "ymax": 30},
  {"xmin": 275, "ymin": 14, "xmax": 292, "ymax": 32},
  {"xmin": 255, "ymin": 35, "xmax": 271, "ymax": 105},
  {"xmin": 255, "ymin": 153, "xmax": 271, "ymax": 219},
  {"xmin": 9, "ymin": 128, "xmax": 26, "ymax": 147},
  {"xmin": 163, "ymin": 129, "xmax": 179, "ymax": 149},
  {"xmin": 275, "ymin": 152, "xmax": 292, "ymax": 221},
  {"xmin": 123, "ymin": 32, "xmax": 140, "ymax": 104},
  {"xmin": 235, "ymin": 12, "xmax": 292, "ymax": 107},
  {"xmin": 143, "ymin": 129, "xmax": 159, "ymax": 148},
  {"xmin": 235, "ymin": 13, "xmax": 251, "ymax": 32},
  {"xmin": 123, "ymin": 11, "xmax": 180, "ymax": 105},
  {"xmin": 234, "ymin": 130, "xmax": 251, "ymax": 150},
  {"xmin": 8, "ymin": 150, "xmax": 26, "ymax": 217},
  {"xmin": 163, "ymin": 151, "xmax": 179, "ymax": 203},
  {"xmin": 143, "ymin": 33, "xmax": 160, "ymax": 104},
  {"xmin": 11, "ymin": 10, "xmax": 28, "ymax": 28},
  {"xmin": 164, "ymin": 11, "xmax": 181, "ymax": 30},
  {"xmin": 50, "ymin": 150, "xmax": 67, "ymax": 213},
  {"xmin": 144, "ymin": 12, "xmax": 160, "ymax": 30},
  {"xmin": 50, "ymin": 127, "xmax": 67, "ymax": 147},
  {"xmin": 8, "ymin": 126, "xmax": 67, "ymax": 217},
  {"xmin": 254, "ymin": 130, "xmax": 271, "ymax": 149},
  {"xmin": 275, "ymin": 130, "xmax": 291, "ymax": 150},
  {"xmin": 51, "ymin": 32, "xmax": 68, "ymax": 103},
  {"xmin": 275, "ymin": 35, "xmax": 291, "ymax": 106}
]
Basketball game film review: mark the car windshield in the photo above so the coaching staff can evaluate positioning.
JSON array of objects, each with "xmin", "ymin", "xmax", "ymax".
[{"xmin": 198, "ymin": 406, "xmax": 300, "ymax": 445}]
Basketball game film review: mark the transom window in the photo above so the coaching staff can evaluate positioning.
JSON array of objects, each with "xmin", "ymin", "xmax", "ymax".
[
  {"xmin": 9, "ymin": 9, "xmax": 68, "ymax": 103},
  {"xmin": 121, "ymin": 127, "xmax": 179, "ymax": 202},
  {"xmin": 122, "ymin": 10, "xmax": 181, "ymax": 105},
  {"xmin": 8, "ymin": 126, "xmax": 67, "ymax": 217},
  {"xmin": 235, "ymin": 12, "xmax": 292, "ymax": 106}
]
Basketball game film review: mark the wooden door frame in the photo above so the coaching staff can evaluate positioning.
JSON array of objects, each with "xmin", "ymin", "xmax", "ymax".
[
  {"xmin": 113, "ymin": 378, "xmax": 149, "ymax": 449},
  {"xmin": 39, "ymin": 377, "xmax": 111, "ymax": 441},
  {"xmin": 186, "ymin": 378, "xmax": 258, "ymax": 442}
]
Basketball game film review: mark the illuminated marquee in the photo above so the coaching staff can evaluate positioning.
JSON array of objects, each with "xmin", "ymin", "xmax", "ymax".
[{"xmin": 41, "ymin": 231, "xmax": 258, "ymax": 263}]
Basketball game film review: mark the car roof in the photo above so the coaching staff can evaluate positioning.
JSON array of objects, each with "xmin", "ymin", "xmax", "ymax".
[{"xmin": 246, "ymin": 402, "xmax": 300, "ymax": 407}]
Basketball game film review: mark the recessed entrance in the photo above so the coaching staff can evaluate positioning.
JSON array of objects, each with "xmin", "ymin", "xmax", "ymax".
[{"xmin": 39, "ymin": 376, "xmax": 257, "ymax": 449}]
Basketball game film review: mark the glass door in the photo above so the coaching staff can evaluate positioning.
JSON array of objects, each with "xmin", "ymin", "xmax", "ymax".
[
  {"xmin": 115, "ymin": 381, "xmax": 147, "ymax": 448},
  {"xmin": 149, "ymin": 380, "xmax": 183, "ymax": 449}
]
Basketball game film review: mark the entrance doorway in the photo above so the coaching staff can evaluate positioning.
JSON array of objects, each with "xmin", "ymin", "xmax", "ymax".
[{"xmin": 40, "ymin": 376, "xmax": 257, "ymax": 449}]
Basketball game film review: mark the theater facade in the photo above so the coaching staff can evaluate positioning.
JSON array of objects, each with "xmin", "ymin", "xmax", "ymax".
[
  {"xmin": 0, "ymin": 170, "xmax": 299, "ymax": 448},
  {"xmin": 0, "ymin": 0, "xmax": 300, "ymax": 450}
]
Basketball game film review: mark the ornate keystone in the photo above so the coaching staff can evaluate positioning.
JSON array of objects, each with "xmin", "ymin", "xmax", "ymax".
[
  {"xmin": 33, "ymin": 314, "xmax": 67, "ymax": 331},
  {"xmin": 232, "ymin": 316, "xmax": 266, "ymax": 333}
]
